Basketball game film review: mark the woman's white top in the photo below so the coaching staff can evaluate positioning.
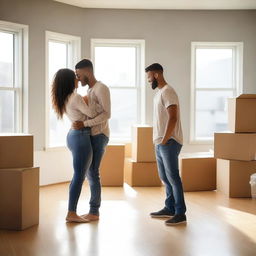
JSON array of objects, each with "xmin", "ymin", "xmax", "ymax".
[{"xmin": 65, "ymin": 92, "xmax": 100, "ymax": 122}]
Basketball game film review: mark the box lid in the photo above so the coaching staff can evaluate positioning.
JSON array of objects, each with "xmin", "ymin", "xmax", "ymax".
[
  {"xmin": 180, "ymin": 152, "xmax": 214, "ymax": 159},
  {"xmin": 0, "ymin": 167, "xmax": 39, "ymax": 173},
  {"xmin": 237, "ymin": 94, "xmax": 256, "ymax": 99},
  {"xmin": 0, "ymin": 133, "xmax": 32, "ymax": 137}
]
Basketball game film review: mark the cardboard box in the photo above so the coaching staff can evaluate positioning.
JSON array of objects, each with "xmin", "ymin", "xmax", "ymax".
[
  {"xmin": 0, "ymin": 167, "xmax": 39, "ymax": 230},
  {"xmin": 132, "ymin": 125, "xmax": 156, "ymax": 162},
  {"xmin": 125, "ymin": 143, "xmax": 132, "ymax": 158},
  {"xmin": 180, "ymin": 154, "xmax": 216, "ymax": 192},
  {"xmin": 217, "ymin": 159, "xmax": 256, "ymax": 197},
  {"xmin": 0, "ymin": 134, "xmax": 33, "ymax": 168},
  {"xmin": 100, "ymin": 144, "xmax": 125, "ymax": 186},
  {"xmin": 214, "ymin": 133, "xmax": 256, "ymax": 161},
  {"xmin": 124, "ymin": 158, "xmax": 162, "ymax": 187},
  {"xmin": 228, "ymin": 94, "xmax": 256, "ymax": 133}
]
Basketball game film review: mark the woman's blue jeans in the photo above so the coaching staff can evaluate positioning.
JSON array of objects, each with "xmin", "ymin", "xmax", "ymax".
[{"xmin": 67, "ymin": 128, "xmax": 92, "ymax": 212}]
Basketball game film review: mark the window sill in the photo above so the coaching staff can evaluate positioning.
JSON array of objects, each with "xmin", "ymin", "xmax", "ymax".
[
  {"xmin": 43, "ymin": 146, "xmax": 69, "ymax": 152},
  {"xmin": 189, "ymin": 139, "xmax": 214, "ymax": 145}
]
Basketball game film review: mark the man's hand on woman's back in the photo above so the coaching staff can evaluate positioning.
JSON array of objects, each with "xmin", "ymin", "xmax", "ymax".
[{"xmin": 72, "ymin": 121, "xmax": 85, "ymax": 130}]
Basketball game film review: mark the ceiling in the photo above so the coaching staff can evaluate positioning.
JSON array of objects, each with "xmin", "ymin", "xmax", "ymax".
[{"xmin": 54, "ymin": 0, "xmax": 256, "ymax": 10}]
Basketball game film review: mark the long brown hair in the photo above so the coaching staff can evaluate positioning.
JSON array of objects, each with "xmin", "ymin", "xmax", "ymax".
[{"xmin": 51, "ymin": 68, "xmax": 76, "ymax": 119}]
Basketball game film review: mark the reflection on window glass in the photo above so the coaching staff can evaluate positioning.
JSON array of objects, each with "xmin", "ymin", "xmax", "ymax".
[
  {"xmin": 0, "ymin": 90, "xmax": 15, "ymax": 132},
  {"xmin": 95, "ymin": 46, "xmax": 136, "ymax": 87},
  {"xmin": 195, "ymin": 91, "xmax": 233, "ymax": 139},
  {"xmin": 0, "ymin": 31, "xmax": 14, "ymax": 87},
  {"xmin": 48, "ymin": 41, "xmax": 71, "ymax": 147},
  {"xmin": 194, "ymin": 47, "xmax": 237, "ymax": 140}
]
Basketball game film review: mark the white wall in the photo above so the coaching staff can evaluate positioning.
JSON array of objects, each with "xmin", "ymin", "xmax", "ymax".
[
  {"xmin": 34, "ymin": 149, "xmax": 73, "ymax": 185},
  {"xmin": 1, "ymin": 0, "xmax": 256, "ymax": 185}
]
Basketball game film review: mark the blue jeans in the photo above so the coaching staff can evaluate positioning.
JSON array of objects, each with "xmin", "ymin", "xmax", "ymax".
[
  {"xmin": 155, "ymin": 139, "xmax": 186, "ymax": 215},
  {"xmin": 67, "ymin": 128, "xmax": 92, "ymax": 212},
  {"xmin": 87, "ymin": 133, "xmax": 109, "ymax": 215}
]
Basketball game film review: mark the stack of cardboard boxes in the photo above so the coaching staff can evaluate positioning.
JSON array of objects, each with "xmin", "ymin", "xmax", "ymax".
[
  {"xmin": 124, "ymin": 125, "xmax": 162, "ymax": 187},
  {"xmin": 215, "ymin": 94, "xmax": 256, "ymax": 197},
  {"xmin": 0, "ymin": 134, "xmax": 39, "ymax": 230}
]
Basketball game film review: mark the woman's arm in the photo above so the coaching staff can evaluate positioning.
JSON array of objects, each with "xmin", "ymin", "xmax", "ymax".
[{"xmin": 75, "ymin": 94, "xmax": 97, "ymax": 118}]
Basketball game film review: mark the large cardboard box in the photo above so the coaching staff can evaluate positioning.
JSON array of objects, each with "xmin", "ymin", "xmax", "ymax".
[
  {"xmin": 124, "ymin": 158, "xmax": 161, "ymax": 187},
  {"xmin": 228, "ymin": 94, "xmax": 256, "ymax": 133},
  {"xmin": 132, "ymin": 125, "xmax": 156, "ymax": 162},
  {"xmin": 217, "ymin": 159, "xmax": 256, "ymax": 197},
  {"xmin": 0, "ymin": 134, "xmax": 33, "ymax": 168},
  {"xmin": 180, "ymin": 154, "xmax": 216, "ymax": 192},
  {"xmin": 214, "ymin": 133, "xmax": 256, "ymax": 161},
  {"xmin": 100, "ymin": 144, "xmax": 125, "ymax": 186},
  {"xmin": 0, "ymin": 167, "xmax": 39, "ymax": 230}
]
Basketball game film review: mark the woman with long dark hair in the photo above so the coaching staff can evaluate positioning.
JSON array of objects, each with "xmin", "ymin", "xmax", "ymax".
[{"xmin": 52, "ymin": 68, "xmax": 100, "ymax": 223}]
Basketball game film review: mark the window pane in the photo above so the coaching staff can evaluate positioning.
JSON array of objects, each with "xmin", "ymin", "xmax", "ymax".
[
  {"xmin": 48, "ymin": 41, "xmax": 68, "ymax": 83},
  {"xmin": 94, "ymin": 46, "xmax": 136, "ymax": 87},
  {"xmin": 0, "ymin": 32, "xmax": 14, "ymax": 87},
  {"xmin": 110, "ymin": 88, "xmax": 137, "ymax": 140},
  {"xmin": 195, "ymin": 90, "xmax": 234, "ymax": 140},
  {"xmin": 0, "ymin": 90, "xmax": 15, "ymax": 132},
  {"xmin": 196, "ymin": 48, "xmax": 233, "ymax": 88},
  {"xmin": 48, "ymin": 41, "xmax": 70, "ymax": 147},
  {"xmin": 49, "ymin": 108, "xmax": 71, "ymax": 147}
]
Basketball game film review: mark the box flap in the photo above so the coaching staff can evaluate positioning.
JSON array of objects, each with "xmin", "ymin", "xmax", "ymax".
[
  {"xmin": 237, "ymin": 94, "xmax": 256, "ymax": 99},
  {"xmin": 0, "ymin": 133, "xmax": 32, "ymax": 137}
]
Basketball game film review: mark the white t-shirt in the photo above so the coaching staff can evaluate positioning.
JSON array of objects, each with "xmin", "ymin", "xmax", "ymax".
[
  {"xmin": 153, "ymin": 84, "xmax": 183, "ymax": 145},
  {"xmin": 83, "ymin": 81, "xmax": 111, "ymax": 137},
  {"xmin": 65, "ymin": 92, "xmax": 100, "ymax": 123}
]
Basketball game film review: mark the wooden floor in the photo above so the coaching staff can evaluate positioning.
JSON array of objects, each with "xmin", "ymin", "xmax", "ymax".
[{"xmin": 0, "ymin": 183, "xmax": 256, "ymax": 256}]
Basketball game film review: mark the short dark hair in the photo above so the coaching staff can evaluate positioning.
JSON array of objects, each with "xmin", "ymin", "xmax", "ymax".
[
  {"xmin": 75, "ymin": 59, "xmax": 93, "ymax": 70},
  {"xmin": 145, "ymin": 63, "xmax": 163, "ymax": 73}
]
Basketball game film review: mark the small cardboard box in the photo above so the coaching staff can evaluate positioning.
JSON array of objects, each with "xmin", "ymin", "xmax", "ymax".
[
  {"xmin": 0, "ymin": 167, "xmax": 39, "ymax": 230},
  {"xmin": 180, "ymin": 154, "xmax": 216, "ymax": 192},
  {"xmin": 132, "ymin": 125, "xmax": 156, "ymax": 162},
  {"xmin": 0, "ymin": 134, "xmax": 33, "ymax": 168},
  {"xmin": 100, "ymin": 144, "xmax": 125, "ymax": 186},
  {"xmin": 217, "ymin": 159, "xmax": 256, "ymax": 197},
  {"xmin": 124, "ymin": 158, "xmax": 161, "ymax": 187},
  {"xmin": 228, "ymin": 94, "xmax": 256, "ymax": 133},
  {"xmin": 214, "ymin": 133, "xmax": 256, "ymax": 161}
]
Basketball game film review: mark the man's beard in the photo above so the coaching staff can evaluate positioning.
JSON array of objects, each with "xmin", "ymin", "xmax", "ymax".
[
  {"xmin": 151, "ymin": 78, "xmax": 158, "ymax": 90},
  {"xmin": 81, "ymin": 75, "xmax": 89, "ymax": 86}
]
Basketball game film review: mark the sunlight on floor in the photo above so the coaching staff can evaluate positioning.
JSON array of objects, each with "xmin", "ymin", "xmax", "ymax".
[
  {"xmin": 218, "ymin": 205, "xmax": 256, "ymax": 242},
  {"xmin": 123, "ymin": 183, "xmax": 138, "ymax": 198}
]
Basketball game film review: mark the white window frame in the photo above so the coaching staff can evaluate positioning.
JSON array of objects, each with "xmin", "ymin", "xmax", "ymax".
[
  {"xmin": 190, "ymin": 42, "xmax": 243, "ymax": 144},
  {"xmin": 45, "ymin": 31, "xmax": 81, "ymax": 150},
  {"xmin": 91, "ymin": 38, "xmax": 145, "ymax": 143},
  {"xmin": 0, "ymin": 20, "xmax": 29, "ymax": 133}
]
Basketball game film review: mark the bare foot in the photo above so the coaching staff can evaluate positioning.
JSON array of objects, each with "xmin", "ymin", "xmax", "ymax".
[
  {"xmin": 66, "ymin": 211, "xmax": 90, "ymax": 223},
  {"xmin": 80, "ymin": 213, "xmax": 99, "ymax": 221}
]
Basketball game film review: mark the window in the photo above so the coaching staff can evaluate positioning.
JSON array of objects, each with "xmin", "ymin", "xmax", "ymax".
[
  {"xmin": 45, "ymin": 31, "xmax": 80, "ymax": 148},
  {"xmin": 0, "ymin": 21, "xmax": 28, "ymax": 133},
  {"xmin": 191, "ymin": 42, "xmax": 243, "ymax": 143},
  {"xmin": 91, "ymin": 39, "xmax": 145, "ymax": 142}
]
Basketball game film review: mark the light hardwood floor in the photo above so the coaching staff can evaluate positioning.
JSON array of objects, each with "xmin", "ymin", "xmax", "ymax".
[{"xmin": 0, "ymin": 183, "xmax": 256, "ymax": 256}]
